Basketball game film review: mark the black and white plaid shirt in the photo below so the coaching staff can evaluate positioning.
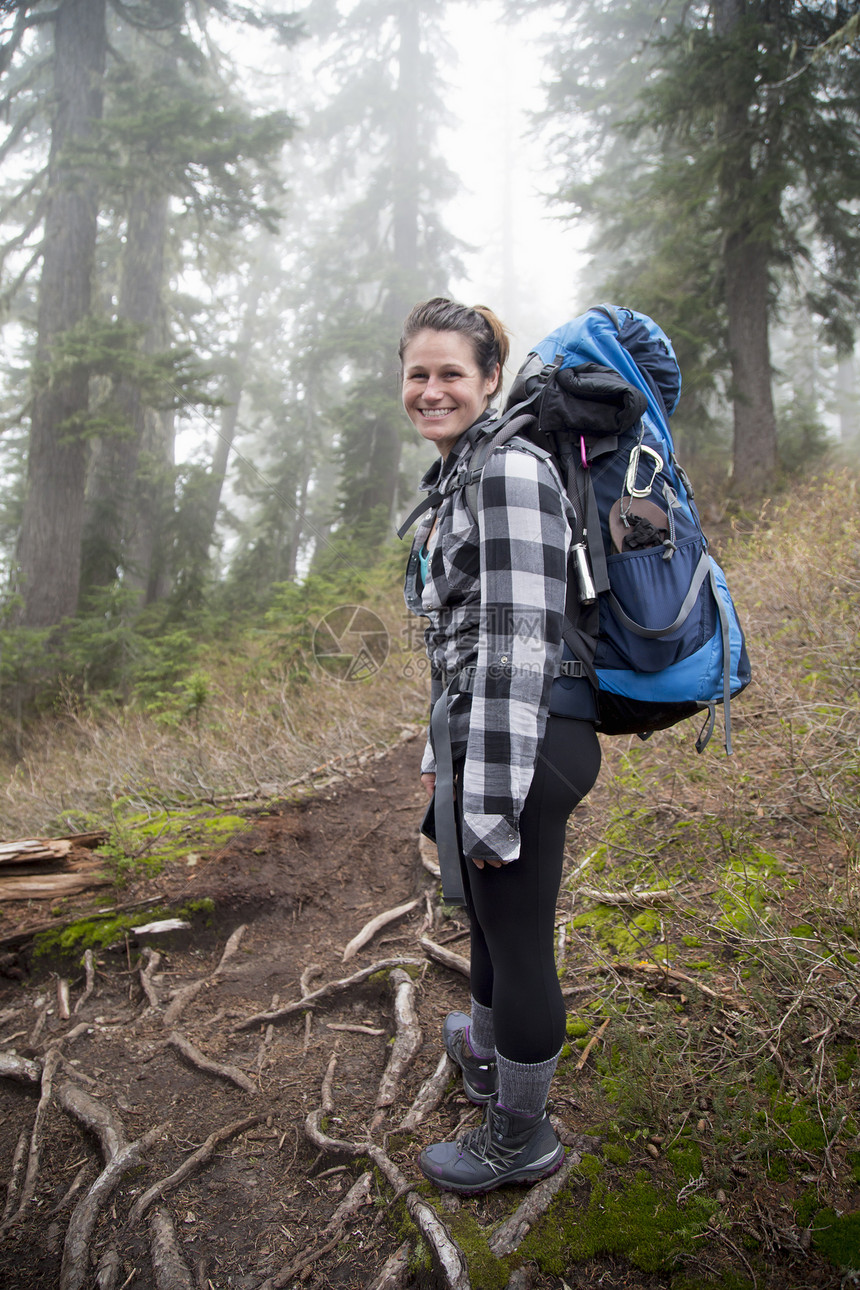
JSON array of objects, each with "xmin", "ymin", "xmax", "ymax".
[{"xmin": 404, "ymin": 420, "xmax": 576, "ymax": 863}]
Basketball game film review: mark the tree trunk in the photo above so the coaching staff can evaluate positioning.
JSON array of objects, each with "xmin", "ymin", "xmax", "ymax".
[
  {"xmin": 16, "ymin": 0, "xmax": 107, "ymax": 627},
  {"xmin": 713, "ymin": 0, "xmax": 778, "ymax": 498},
  {"xmin": 200, "ymin": 271, "xmax": 264, "ymax": 555},
  {"xmin": 724, "ymin": 233, "xmax": 778, "ymax": 495},
  {"xmin": 82, "ymin": 190, "xmax": 169, "ymax": 599}
]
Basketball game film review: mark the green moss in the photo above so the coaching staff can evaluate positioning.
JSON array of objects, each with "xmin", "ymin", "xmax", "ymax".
[
  {"xmin": 601, "ymin": 1142, "xmax": 631, "ymax": 1166},
  {"xmin": 666, "ymin": 1141, "xmax": 703, "ymax": 1182},
  {"xmin": 441, "ymin": 1209, "xmax": 511, "ymax": 1289},
  {"xmin": 33, "ymin": 897, "xmax": 216, "ymax": 960},
  {"xmin": 812, "ymin": 1208, "xmax": 860, "ymax": 1268},
  {"xmin": 519, "ymin": 1168, "xmax": 716, "ymax": 1275},
  {"xmin": 848, "ymin": 1152, "xmax": 860, "ymax": 1186},
  {"xmin": 566, "ymin": 1018, "xmax": 589, "ymax": 1038}
]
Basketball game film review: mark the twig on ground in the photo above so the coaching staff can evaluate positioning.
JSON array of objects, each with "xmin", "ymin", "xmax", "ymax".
[
  {"xmin": 372, "ymin": 969, "xmax": 422, "ymax": 1129},
  {"xmin": 419, "ymin": 936, "xmax": 469, "ymax": 978},
  {"xmin": 342, "ymin": 900, "xmax": 421, "ymax": 962},
  {"xmin": 574, "ymin": 1018, "xmax": 609, "ymax": 1072},
  {"xmin": 127, "ymin": 1114, "xmax": 264, "ymax": 1227},
  {"xmin": 234, "ymin": 958, "xmax": 423, "ymax": 1031},
  {"xmin": 400, "ymin": 1053, "xmax": 454, "ymax": 1131},
  {"xmin": 166, "ymin": 1031, "xmax": 257, "ymax": 1094}
]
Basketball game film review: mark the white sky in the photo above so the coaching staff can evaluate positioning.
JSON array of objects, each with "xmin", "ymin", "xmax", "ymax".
[{"xmin": 439, "ymin": 2, "xmax": 588, "ymax": 369}]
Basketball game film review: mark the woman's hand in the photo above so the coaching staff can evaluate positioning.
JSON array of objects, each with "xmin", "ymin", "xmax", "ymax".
[{"xmin": 421, "ymin": 773, "xmax": 503, "ymax": 868}]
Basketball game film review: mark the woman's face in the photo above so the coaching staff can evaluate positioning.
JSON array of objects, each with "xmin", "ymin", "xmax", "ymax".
[{"xmin": 402, "ymin": 329, "xmax": 499, "ymax": 458}]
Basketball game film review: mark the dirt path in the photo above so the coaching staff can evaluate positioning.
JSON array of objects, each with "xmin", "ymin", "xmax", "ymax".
[
  {"xmin": 0, "ymin": 727, "xmax": 852, "ymax": 1290},
  {"xmin": 3, "ymin": 733, "xmax": 599, "ymax": 1290}
]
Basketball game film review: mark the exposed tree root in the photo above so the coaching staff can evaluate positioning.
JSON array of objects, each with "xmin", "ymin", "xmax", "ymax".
[
  {"xmin": 73, "ymin": 949, "xmax": 96, "ymax": 1015},
  {"xmin": 149, "ymin": 1205, "xmax": 195, "ymax": 1290},
  {"xmin": 419, "ymin": 936, "xmax": 470, "ymax": 978},
  {"xmin": 59, "ymin": 1122, "xmax": 167, "ymax": 1290},
  {"xmin": 235, "ymin": 958, "xmax": 424, "ymax": 1031},
  {"xmin": 139, "ymin": 948, "xmax": 163, "ymax": 1011},
  {"xmin": 365, "ymin": 1240, "xmax": 410, "ymax": 1290},
  {"xmin": 365, "ymin": 1143, "xmax": 470, "ymax": 1290},
  {"xmin": 373, "ymin": 969, "xmax": 422, "ymax": 1129},
  {"xmin": 57, "ymin": 1082, "xmax": 127, "ymax": 1159},
  {"xmin": 167, "ymin": 1030, "xmax": 258, "ymax": 1094},
  {"xmin": 213, "ymin": 924, "xmax": 248, "ymax": 975},
  {"xmin": 1, "ymin": 1128, "xmax": 28, "ymax": 1223},
  {"xmin": 487, "ymin": 1149, "xmax": 581, "ymax": 1257},
  {"xmin": 57, "ymin": 976, "xmax": 71, "ymax": 1020},
  {"xmin": 399, "ymin": 1052, "xmax": 454, "ymax": 1131},
  {"xmin": 0, "ymin": 1046, "xmax": 62, "ymax": 1234},
  {"xmin": 325, "ymin": 1170, "xmax": 372, "ymax": 1230},
  {"xmin": 257, "ymin": 1229, "xmax": 346, "ymax": 1290},
  {"xmin": 127, "ymin": 1114, "xmax": 265, "ymax": 1227},
  {"xmin": 162, "ymin": 981, "xmax": 206, "ymax": 1029},
  {"xmin": 95, "ymin": 1243, "xmax": 121, "ymax": 1290},
  {"xmin": 342, "ymin": 899, "xmax": 421, "ymax": 962},
  {"xmin": 0, "ymin": 1051, "xmax": 42, "ymax": 1085}
]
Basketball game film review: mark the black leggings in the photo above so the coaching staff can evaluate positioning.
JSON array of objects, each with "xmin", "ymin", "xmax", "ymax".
[{"xmin": 456, "ymin": 716, "xmax": 601, "ymax": 1064}]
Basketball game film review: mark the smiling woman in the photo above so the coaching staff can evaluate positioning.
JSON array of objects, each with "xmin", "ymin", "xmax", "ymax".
[
  {"xmin": 399, "ymin": 296, "xmax": 602, "ymax": 1197},
  {"xmin": 401, "ymin": 329, "xmax": 500, "ymax": 457}
]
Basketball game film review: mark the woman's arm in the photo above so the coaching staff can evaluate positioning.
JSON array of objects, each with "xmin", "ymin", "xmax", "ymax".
[{"xmin": 460, "ymin": 444, "xmax": 572, "ymax": 863}]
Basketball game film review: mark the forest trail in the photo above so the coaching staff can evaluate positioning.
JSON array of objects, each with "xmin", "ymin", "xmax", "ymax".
[
  {"xmin": 1, "ymin": 731, "xmax": 607, "ymax": 1289},
  {"xmin": 0, "ymin": 721, "xmax": 853, "ymax": 1290}
]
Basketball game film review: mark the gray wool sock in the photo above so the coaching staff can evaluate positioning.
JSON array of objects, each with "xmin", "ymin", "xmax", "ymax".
[
  {"xmin": 467, "ymin": 996, "xmax": 496, "ymax": 1060},
  {"xmin": 496, "ymin": 1050, "xmax": 560, "ymax": 1118}
]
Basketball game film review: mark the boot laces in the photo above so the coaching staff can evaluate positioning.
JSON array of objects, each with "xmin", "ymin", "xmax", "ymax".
[{"xmin": 458, "ymin": 1115, "xmax": 526, "ymax": 1175}]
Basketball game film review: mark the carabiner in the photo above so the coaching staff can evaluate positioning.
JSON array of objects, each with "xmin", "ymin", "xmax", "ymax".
[{"xmin": 625, "ymin": 443, "xmax": 663, "ymax": 498}]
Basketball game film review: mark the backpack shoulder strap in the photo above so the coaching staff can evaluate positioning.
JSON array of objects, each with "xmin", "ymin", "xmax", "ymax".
[{"xmin": 462, "ymin": 414, "xmax": 542, "ymax": 521}]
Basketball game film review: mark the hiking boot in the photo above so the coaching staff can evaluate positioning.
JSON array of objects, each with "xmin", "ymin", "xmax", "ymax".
[
  {"xmin": 419, "ymin": 1101, "xmax": 565, "ymax": 1195},
  {"xmin": 443, "ymin": 1011, "xmax": 498, "ymax": 1104}
]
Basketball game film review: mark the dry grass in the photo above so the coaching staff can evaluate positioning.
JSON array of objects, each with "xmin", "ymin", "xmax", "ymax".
[{"xmin": 0, "ymin": 584, "xmax": 429, "ymax": 837}]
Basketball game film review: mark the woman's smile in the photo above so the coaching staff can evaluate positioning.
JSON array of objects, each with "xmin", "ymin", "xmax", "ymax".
[{"xmin": 402, "ymin": 329, "xmax": 499, "ymax": 457}]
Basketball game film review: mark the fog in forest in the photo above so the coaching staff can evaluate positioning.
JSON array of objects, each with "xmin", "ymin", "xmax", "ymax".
[{"xmin": 0, "ymin": 0, "xmax": 857, "ymax": 644}]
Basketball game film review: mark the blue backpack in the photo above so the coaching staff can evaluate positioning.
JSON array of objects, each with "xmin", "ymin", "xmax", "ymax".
[{"xmin": 463, "ymin": 305, "xmax": 751, "ymax": 753}]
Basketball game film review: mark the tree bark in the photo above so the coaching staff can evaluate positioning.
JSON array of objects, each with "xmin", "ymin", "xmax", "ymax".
[
  {"xmin": 713, "ymin": 0, "xmax": 778, "ymax": 498},
  {"xmin": 83, "ymin": 189, "xmax": 169, "ymax": 600},
  {"xmin": 16, "ymin": 0, "xmax": 107, "ymax": 627}
]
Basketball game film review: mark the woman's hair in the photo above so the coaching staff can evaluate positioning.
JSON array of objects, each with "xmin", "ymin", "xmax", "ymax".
[{"xmin": 399, "ymin": 297, "xmax": 510, "ymax": 400}]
